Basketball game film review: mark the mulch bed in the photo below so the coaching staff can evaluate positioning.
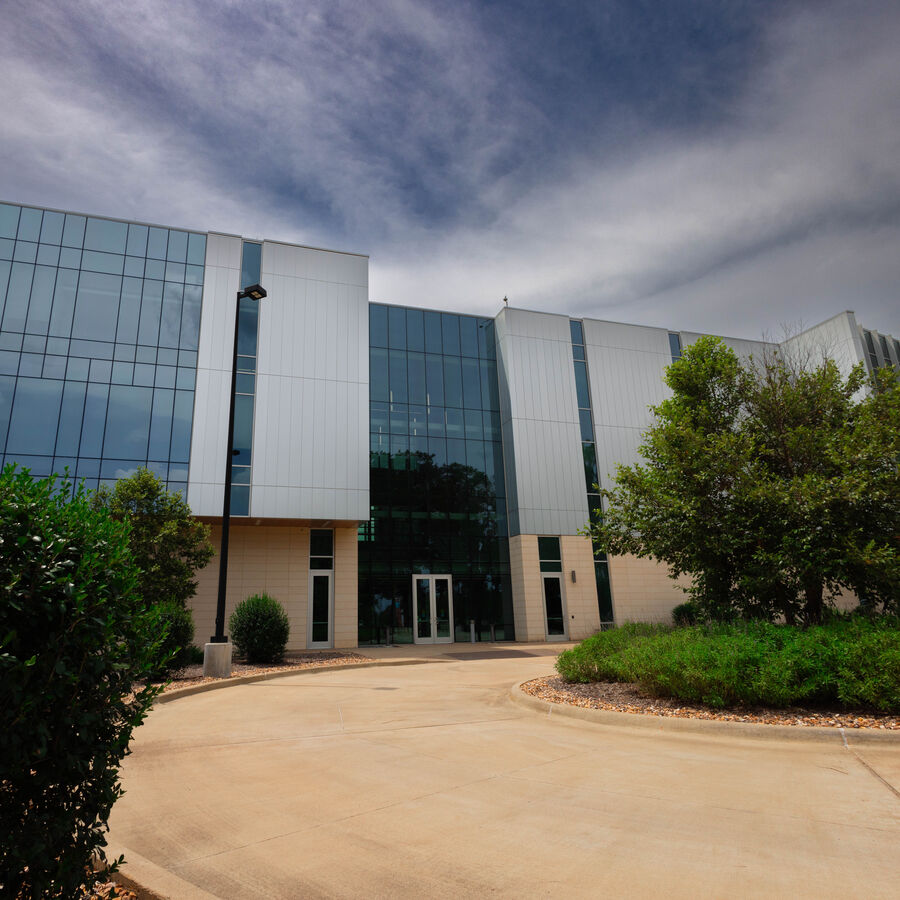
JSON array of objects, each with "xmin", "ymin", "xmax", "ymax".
[
  {"xmin": 521, "ymin": 675, "xmax": 900, "ymax": 730},
  {"xmin": 156, "ymin": 650, "xmax": 371, "ymax": 693}
]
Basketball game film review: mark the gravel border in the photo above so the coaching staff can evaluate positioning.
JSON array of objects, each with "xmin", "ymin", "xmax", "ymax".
[{"xmin": 520, "ymin": 675, "xmax": 899, "ymax": 731}]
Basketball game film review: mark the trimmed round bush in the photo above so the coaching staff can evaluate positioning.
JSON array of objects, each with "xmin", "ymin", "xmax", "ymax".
[
  {"xmin": 229, "ymin": 593, "xmax": 290, "ymax": 663},
  {"xmin": 147, "ymin": 603, "xmax": 195, "ymax": 681}
]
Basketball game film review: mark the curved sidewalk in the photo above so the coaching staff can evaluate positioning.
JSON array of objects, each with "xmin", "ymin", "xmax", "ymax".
[{"xmin": 108, "ymin": 654, "xmax": 900, "ymax": 899}]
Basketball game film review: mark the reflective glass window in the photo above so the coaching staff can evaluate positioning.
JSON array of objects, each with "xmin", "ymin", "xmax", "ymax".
[
  {"xmin": 0, "ymin": 204, "xmax": 20, "ymax": 239},
  {"xmin": 62, "ymin": 215, "xmax": 86, "ymax": 248},
  {"xmin": 6, "ymin": 379, "xmax": 63, "ymax": 455},
  {"xmin": 370, "ymin": 347, "xmax": 389, "ymax": 401},
  {"xmin": 104, "ymin": 386, "xmax": 152, "ymax": 458},
  {"xmin": 170, "ymin": 390, "xmax": 193, "ymax": 462},
  {"xmin": 389, "ymin": 350, "xmax": 408, "ymax": 403},
  {"xmin": 461, "ymin": 357, "xmax": 481, "ymax": 409},
  {"xmin": 442, "ymin": 356, "xmax": 462, "ymax": 407},
  {"xmin": 668, "ymin": 332, "xmax": 682, "ymax": 361},
  {"xmin": 146, "ymin": 227, "xmax": 168, "ymax": 260},
  {"xmin": 148, "ymin": 389, "xmax": 174, "ymax": 459},
  {"xmin": 166, "ymin": 230, "xmax": 188, "ymax": 263},
  {"xmin": 37, "ymin": 244, "xmax": 60, "ymax": 267},
  {"xmin": 159, "ymin": 282, "xmax": 183, "ymax": 348},
  {"xmin": 240, "ymin": 241, "xmax": 262, "ymax": 288},
  {"xmin": 424, "ymin": 310, "xmax": 442, "ymax": 353},
  {"xmin": 154, "ymin": 366, "xmax": 175, "ymax": 388},
  {"xmin": 126, "ymin": 223, "xmax": 148, "ymax": 256},
  {"xmin": 58, "ymin": 248, "xmax": 82, "ymax": 269},
  {"xmin": 407, "ymin": 351, "xmax": 426, "ymax": 404},
  {"xmin": 144, "ymin": 258, "xmax": 165, "ymax": 280},
  {"xmin": 237, "ymin": 298, "xmax": 259, "ymax": 355},
  {"xmin": 187, "ymin": 233, "xmax": 206, "ymax": 266},
  {"xmin": 39, "ymin": 211, "xmax": 64, "ymax": 245},
  {"xmin": 425, "ymin": 354, "xmax": 443, "ymax": 406},
  {"xmin": 406, "ymin": 308, "xmax": 424, "ymax": 351},
  {"xmin": 232, "ymin": 393, "xmax": 254, "ymax": 464},
  {"xmin": 573, "ymin": 360, "xmax": 591, "ymax": 409},
  {"xmin": 230, "ymin": 485, "xmax": 250, "ymax": 516},
  {"xmin": 388, "ymin": 305, "xmax": 406, "ymax": 348},
  {"xmin": 25, "ymin": 265, "xmax": 56, "ymax": 334},
  {"xmin": 72, "ymin": 272, "xmax": 120, "ymax": 342},
  {"xmin": 579, "ymin": 408, "xmax": 594, "ymax": 442},
  {"xmin": 79, "ymin": 383, "xmax": 109, "ymax": 457},
  {"xmin": 14, "ymin": 242, "xmax": 37, "ymax": 264},
  {"xmin": 84, "ymin": 218, "xmax": 127, "ymax": 254},
  {"xmin": 17, "ymin": 208, "xmax": 43, "ymax": 242},
  {"xmin": 441, "ymin": 313, "xmax": 460, "ymax": 356},
  {"xmin": 3, "ymin": 263, "xmax": 36, "ymax": 332},
  {"xmin": 138, "ymin": 280, "xmax": 163, "ymax": 345},
  {"xmin": 369, "ymin": 304, "xmax": 388, "ymax": 348},
  {"xmin": 570, "ymin": 320, "xmax": 584, "ymax": 344},
  {"xmin": 459, "ymin": 316, "xmax": 478, "ymax": 358},
  {"xmin": 583, "ymin": 443, "xmax": 599, "ymax": 492},
  {"xmin": 55, "ymin": 381, "xmax": 87, "ymax": 455}
]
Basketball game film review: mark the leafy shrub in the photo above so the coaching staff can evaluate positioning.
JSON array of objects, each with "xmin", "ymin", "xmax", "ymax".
[
  {"xmin": 229, "ymin": 593, "xmax": 290, "ymax": 663},
  {"xmin": 555, "ymin": 618, "xmax": 900, "ymax": 712},
  {"xmin": 93, "ymin": 467, "xmax": 214, "ymax": 609},
  {"xmin": 147, "ymin": 603, "xmax": 196, "ymax": 681},
  {"xmin": 671, "ymin": 601, "xmax": 700, "ymax": 627},
  {"xmin": 0, "ymin": 466, "xmax": 167, "ymax": 898},
  {"xmin": 187, "ymin": 644, "xmax": 206, "ymax": 664}
]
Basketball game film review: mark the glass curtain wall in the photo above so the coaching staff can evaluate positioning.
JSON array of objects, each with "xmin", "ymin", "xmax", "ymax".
[
  {"xmin": 569, "ymin": 320, "xmax": 615, "ymax": 625},
  {"xmin": 229, "ymin": 241, "xmax": 262, "ymax": 515},
  {"xmin": 360, "ymin": 304, "xmax": 513, "ymax": 644},
  {"xmin": 0, "ymin": 203, "xmax": 204, "ymax": 493}
]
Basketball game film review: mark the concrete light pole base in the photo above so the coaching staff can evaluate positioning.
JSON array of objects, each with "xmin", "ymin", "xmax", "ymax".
[{"xmin": 203, "ymin": 642, "xmax": 233, "ymax": 678}]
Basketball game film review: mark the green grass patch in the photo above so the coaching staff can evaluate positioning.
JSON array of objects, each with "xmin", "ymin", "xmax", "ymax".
[{"xmin": 556, "ymin": 619, "xmax": 900, "ymax": 712}]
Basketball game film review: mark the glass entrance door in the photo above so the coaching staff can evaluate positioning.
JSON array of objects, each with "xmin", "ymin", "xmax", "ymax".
[
  {"xmin": 412, "ymin": 574, "xmax": 453, "ymax": 644},
  {"xmin": 542, "ymin": 575, "xmax": 567, "ymax": 640},
  {"xmin": 308, "ymin": 571, "xmax": 333, "ymax": 648}
]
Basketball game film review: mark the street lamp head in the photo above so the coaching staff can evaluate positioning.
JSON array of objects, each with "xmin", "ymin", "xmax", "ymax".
[{"xmin": 238, "ymin": 283, "xmax": 267, "ymax": 301}]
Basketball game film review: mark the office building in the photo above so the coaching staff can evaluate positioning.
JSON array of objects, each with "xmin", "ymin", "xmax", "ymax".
[{"xmin": 1, "ymin": 201, "xmax": 896, "ymax": 648}]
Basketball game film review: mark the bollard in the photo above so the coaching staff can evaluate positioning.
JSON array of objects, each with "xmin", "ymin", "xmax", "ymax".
[
  {"xmin": 490, "ymin": 624, "xmax": 496, "ymax": 642},
  {"xmin": 470, "ymin": 619, "xmax": 476, "ymax": 643}
]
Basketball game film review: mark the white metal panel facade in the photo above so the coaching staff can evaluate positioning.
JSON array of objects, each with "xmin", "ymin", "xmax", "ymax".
[
  {"xmin": 187, "ymin": 233, "xmax": 242, "ymax": 516},
  {"xmin": 582, "ymin": 319, "xmax": 672, "ymax": 483},
  {"xmin": 495, "ymin": 307, "xmax": 588, "ymax": 536},
  {"xmin": 250, "ymin": 241, "xmax": 369, "ymax": 520},
  {"xmin": 779, "ymin": 311, "xmax": 866, "ymax": 379}
]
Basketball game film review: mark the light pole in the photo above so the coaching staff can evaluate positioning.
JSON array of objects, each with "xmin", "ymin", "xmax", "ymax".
[{"xmin": 203, "ymin": 282, "xmax": 267, "ymax": 677}]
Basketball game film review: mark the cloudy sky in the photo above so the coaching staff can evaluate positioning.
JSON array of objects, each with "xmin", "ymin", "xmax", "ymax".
[{"xmin": 2, "ymin": 0, "xmax": 898, "ymax": 338}]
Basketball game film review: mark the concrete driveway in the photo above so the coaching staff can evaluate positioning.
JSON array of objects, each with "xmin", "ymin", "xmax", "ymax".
[{"xmin": 108, "ymin": 651, "xmax": 900, "ymax": 899}]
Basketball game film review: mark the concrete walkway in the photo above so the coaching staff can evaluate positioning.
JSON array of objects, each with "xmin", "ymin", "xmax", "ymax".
[{"xmin": 108, "ymin": 650, "xmax": 900, "ymax": 899}]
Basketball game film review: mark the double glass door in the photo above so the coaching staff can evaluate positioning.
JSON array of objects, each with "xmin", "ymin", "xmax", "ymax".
[{"xmin": 413, "ymin": 575, "xmax": 453, "ymax": 644}]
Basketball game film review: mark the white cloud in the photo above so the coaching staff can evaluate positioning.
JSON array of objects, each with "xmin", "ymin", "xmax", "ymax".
[{"xmin": 1, "ymin": 1, "xmax": 898, "ymax": 338}]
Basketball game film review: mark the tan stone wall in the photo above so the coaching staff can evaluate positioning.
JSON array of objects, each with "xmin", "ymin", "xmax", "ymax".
[
  {"xmin": 509, "ymin": 534, "xmax": 542, "ymax": 641},
  {"xmin": 559, "ymin": 535, "xmax": 602, "ymax": 640},
  {"xmin": 606, "ymin": 555, "xmax": 860, "ymax": 623},
  {"xmin": 191, "ymin": 523, "xmax": 359, "ymax": 651},
  {"xmin": 607, "ymin": 554, "xmax": 690, "ymax": 624},
  {"xmin": 333, "ymin": 526, "xmax": 359, "ymax": 648},
  {"xmin": 510, "ymin": 534, "xmax": 601, "ymax": 641}
]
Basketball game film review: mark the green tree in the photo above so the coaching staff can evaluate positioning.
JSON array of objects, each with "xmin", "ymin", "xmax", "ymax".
[
  {"xmin": 590, "ymin": 337, "xmax": 900, "ymax": 624},
  {"xmin": 0, "ymin": 466, "xmax": 167, "ymax": 897},
  {"xmin": 94, "ymin": 467, "xmax": 214, "ymax": 610}
]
